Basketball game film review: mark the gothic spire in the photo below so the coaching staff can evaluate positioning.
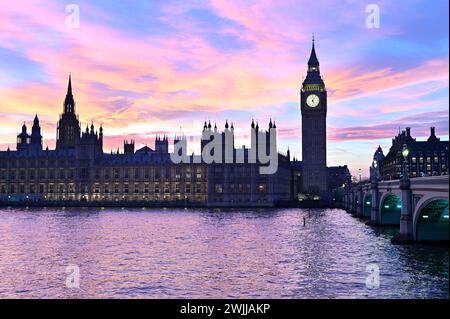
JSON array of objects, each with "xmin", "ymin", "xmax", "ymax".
[
  {"xmin": 68, "ymin": 73, "xmax": 73, "ymax": 95},
  {"xmin": 64, "ymin": 73, "xmax": 75, "ymax": 113},
  {"xmin": 308, "ymin": 35, "xmax": 319, "ymax": 68}
]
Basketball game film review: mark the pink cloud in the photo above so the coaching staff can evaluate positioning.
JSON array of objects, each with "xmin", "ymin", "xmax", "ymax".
[{"xmin": 329, "ymin": 111, "xmax": 449, "ymax": 141}]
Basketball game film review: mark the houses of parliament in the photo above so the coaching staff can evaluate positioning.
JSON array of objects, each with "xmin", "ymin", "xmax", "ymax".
[{"xmin": 0, "ymin": 41, "xmax": 351, "ymax": 207}]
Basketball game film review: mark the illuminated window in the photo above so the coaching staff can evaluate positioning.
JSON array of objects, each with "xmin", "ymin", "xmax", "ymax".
[
  {"xmin": 258, "ymin": 184, "xmax": 266, "ymax": 193},
  {"xmin": 186, "ymin": 168, "xmax": 191, "ymax": 179}
]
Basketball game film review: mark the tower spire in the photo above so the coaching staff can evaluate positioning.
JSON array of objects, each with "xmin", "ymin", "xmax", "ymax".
[
  {"xmin": 64, "ymin": 73, "xmax": 75, "ymax": 113},
  {"xmin": 308, "ymin": 35, "xmax": 319, "ymax": 69},
  {"xmin": 68, "ymin": 73, "xmax": 72, "ymax": 95}
]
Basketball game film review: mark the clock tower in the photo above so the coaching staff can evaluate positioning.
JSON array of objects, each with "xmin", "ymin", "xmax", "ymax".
[{"xmin": 300, "ymin": 37, "xmax": 328, "ymax": 194}]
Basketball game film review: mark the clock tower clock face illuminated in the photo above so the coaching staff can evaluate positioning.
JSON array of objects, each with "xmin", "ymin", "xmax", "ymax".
[{"xmin": 306, "ymin": 94, "xmax": 320, "ymax": 107}]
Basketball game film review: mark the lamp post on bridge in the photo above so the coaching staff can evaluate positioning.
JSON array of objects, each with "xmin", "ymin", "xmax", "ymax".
[
  {"xmin": 373, "ymin": 159, "xmax": 379, "ymax": 181},
  {"xmin": 392, "ymin": 144, "xmax": 414, "ymax": 244},
  {"xmin": 402, "ymin": 144, "xmax": 410, "ymax": 181},
  {"xmin": 367, "ymin": 160, "xmax": 381, "ymax": 225}
]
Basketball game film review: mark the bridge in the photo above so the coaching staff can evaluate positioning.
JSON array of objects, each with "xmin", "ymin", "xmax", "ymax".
[{"xmin": 342, "ymin": 175, "xmax": 449, "ymax": 243}]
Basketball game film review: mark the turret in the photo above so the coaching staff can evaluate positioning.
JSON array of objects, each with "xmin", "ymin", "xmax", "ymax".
[
  {"xmin": 17, "ymin": 122, "xmax": 30, "ymax": 152},
  {"xmin": 124, "ymin": 140, "xmax": 135, "ymax": 155},
  {"xmin": 30, "ymin": 114, "xmax": 43, "ymax": 151},
  {"xmin": 428, "ymin": 126, "xmax": 440, "ymax": 142},
  {"xmin": 155, "ymin": 134, "xmax": 169, "ymax": 153}
]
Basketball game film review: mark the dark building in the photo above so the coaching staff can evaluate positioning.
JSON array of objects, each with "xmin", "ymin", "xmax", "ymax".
[
  {"xmin": 370, "ymin": 145, "xmax": 385, "ymax": 180},
  {"xmin": 327, "ymin": 165, "xmax": 352, "ymax": 190},
  {"xmin": 378, "ymin": 127, "xmax": 449, "ymax": 180},
  {"xmin": 0, "ymin": 76, "xmax": 294, "ymax": 207},
  {"xmin": 1, "ymin": 43, "xmax": 350, "ymax": 206},
  {"xmin": 300, "ymin": 37, "xmax": 328, "ymax": 194}
]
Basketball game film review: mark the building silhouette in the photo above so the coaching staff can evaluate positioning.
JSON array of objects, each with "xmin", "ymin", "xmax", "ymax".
[
  {"xmin": 0, "ymin": 40, "xmax": 351, "ymax": 206},
  {"xmin": 300, "ymin": 37, "xmax": 328, "ymax": 195},
  {"xmin": 0, "ymin": 75, "xmax": 296, "ymax": 206}
]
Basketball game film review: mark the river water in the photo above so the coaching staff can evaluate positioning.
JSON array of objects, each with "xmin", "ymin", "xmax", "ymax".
[{"xmin": 0, "ymin": 207, "xmax": 448, "ymax": 299}]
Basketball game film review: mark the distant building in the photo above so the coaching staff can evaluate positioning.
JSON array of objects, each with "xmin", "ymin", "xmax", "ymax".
[
  {"xmin": 327, "ymin": 165, "xmax": 352, "ymax": 190},
  {"xmin": 378, "ymin": 127, "xmax": 449, "ymax": 180},
  {"xmin": 370, "ymin": 146, "xmax": 385, "ymax": 180}
]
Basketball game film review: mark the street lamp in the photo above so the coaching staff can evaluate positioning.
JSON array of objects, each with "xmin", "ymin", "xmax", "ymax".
[
  {"xmin": 358, "ymin": 169, "xmax": 362, "ymax": 183},
  {"xmin": 402, "ymin": 144, "xmax": 410, "ymax": 179},
  {"xmin": 372, "ymin": 159, "xmax": 378, "ymax": 180}
]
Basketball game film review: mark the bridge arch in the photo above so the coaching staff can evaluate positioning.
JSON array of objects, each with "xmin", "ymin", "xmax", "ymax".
[
  {"xmin": 379, "ymin": 193, "xmax": 402, "ymax": 225},
  {"xmin": 363, "ymin": 193, "xmax": 372, "ymax": 217},
  {"xmin": 414, "ymin": 197, "xmax": 449, "ymax": 242}
]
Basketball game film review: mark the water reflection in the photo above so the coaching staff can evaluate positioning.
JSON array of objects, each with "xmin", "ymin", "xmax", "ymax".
[{"xmin": 0, "ymin": 207, "xmax": 447, "ymax": 298}]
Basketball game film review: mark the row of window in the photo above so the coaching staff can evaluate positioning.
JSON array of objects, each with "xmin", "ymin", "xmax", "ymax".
[
  {"xmin": 0, "ymin": 182, "xmax": 207, "ymax": 195},
  {"xmin": 214, "ymin": 183, "xmax": 266, "ymax": 193},
  {"xmin": 392, "ymin": 164, "xmax": 447, "ymax": 173},
  {"xmin": 1, "ymin": 182, "xmax": 269, "ymax": 195},
  {"xmin": 0, "ymin": 159, "xmax": 72, "ymax": 168},
  {"xmin": 0, "ymin": 167, "xmax": 207, "ymax": 180}
]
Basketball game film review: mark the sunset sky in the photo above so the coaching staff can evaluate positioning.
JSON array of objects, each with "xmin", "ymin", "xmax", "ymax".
[{"xmin": 0, "ymin": 0, "xmax": 448, "ymax": 177}]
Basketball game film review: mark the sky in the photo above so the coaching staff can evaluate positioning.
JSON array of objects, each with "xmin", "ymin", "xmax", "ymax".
[{"xmin": 0, "ymin": 0, "xmax": 448, "ymax": 177}]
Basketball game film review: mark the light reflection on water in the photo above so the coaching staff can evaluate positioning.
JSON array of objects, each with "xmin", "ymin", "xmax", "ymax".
[{"xmin": 0, "ymin": 207, "xmax": 448, "ymax": 299}]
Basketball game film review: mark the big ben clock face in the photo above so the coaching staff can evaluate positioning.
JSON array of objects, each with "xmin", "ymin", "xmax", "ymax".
[{"xmin": 306, "ymin": 94, "xmax": 320, "ymax": 108}]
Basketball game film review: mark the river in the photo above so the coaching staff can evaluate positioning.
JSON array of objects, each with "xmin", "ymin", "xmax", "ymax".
[{"xmin": 0, "ymin": 207, "xmax": 448, "ymax": 298}]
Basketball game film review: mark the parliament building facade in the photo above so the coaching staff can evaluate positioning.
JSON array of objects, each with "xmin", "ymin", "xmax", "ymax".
[{"xmin": 0, "ymin": 41, "xmax": 350, "ymax": 207}]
